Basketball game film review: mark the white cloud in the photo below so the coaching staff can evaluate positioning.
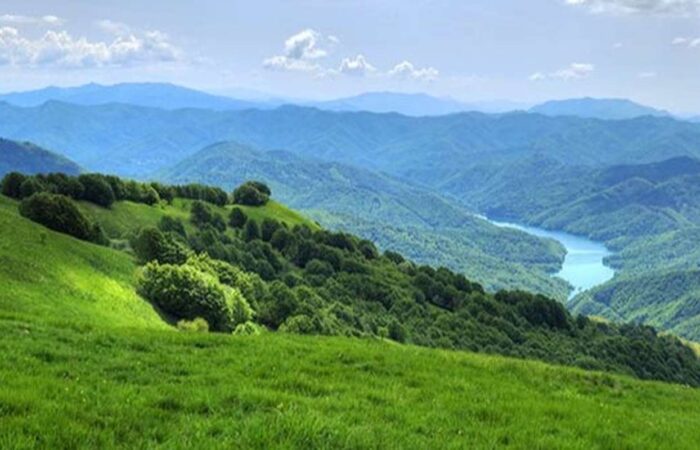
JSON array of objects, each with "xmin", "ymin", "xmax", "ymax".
[
  {"xmin": 387, "ymin": 60, "xmax": 439, "ymax": 81},
  {"xmin": 263, "ymin": 30, "xmax": 440, "ymax": 81},
  {"xmin": 263, "ymin": 28, "xmax": 338, "ymax": 73},
  {"xmin": 672, "ymin": 36, "xmax": 700, "ymax": 47},
  {"xmin": 638, "ymin": 71, "xmax": 657, "ymax": 78},
  {"xmin": 529, "ymin": 63, "xmax": 595, "ymax": 81},
  {"xmin": 337, "ymin": 54, "xmax": 376, "ymax": 76},
  {"xmin": 0, "ymin": 14, "xmax": 64, "ymax": 26},
  {"xmin": 0, "ymin": 25, "xmax": 181, "ymax": 68},
  {"xmin": 564, "ymin": 0, "xmax": 700, "ymax": 16}
]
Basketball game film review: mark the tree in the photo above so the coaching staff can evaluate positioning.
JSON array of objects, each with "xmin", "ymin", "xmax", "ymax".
[
  {"xmin": 19, "ymin": 177, "xmax": 45, "ymax": 198},
  {"xmin": 228, "ymin": 207, "xmax": 247, "ymax": 228},
  {"xmin": 19, "ymin": 193, "xmax": 104, "ymax": 244},
  {"xmin": 243, "ymin": 219, "xmax": 261, "ymax": 242},
  {"xmin": 158, "ymin": 215, "xmax": 187, "ymax": 238},
  {"xmin": 78, "ymin": 174, "xmax": 115, "ymax": 207},
  {"xmin": 232, "ymin": 181, "xmax": 270, "ymax": 206},
  {"xmin": 1, "ymin": 172, "xmax": 26, "ymax": 198},
  {"xmin": 261, "ymin": 218, "xmax": 281, "ymax": 241},
  {"xmin": 191, "ymin": 200, "xmax": 226, "ymax": 232}
]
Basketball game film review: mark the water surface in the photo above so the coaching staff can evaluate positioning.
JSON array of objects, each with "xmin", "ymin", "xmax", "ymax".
[{"xmin": 489, "ymin": 219, "xmax": 615, "ymax": 297}]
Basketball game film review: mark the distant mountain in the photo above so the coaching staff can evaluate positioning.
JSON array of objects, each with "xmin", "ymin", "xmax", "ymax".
[
  {"xmin": 0, "ymin": 138, "xmax": 81, "ymax": 176},
  {"xmin": 311, "ymin": 92, "xmax": 471, "ymax": 116},
  {"xmin": 530, "ymin": 98, "xmax": 670, "ymax": 120},
  {"xmin": 160, "ymin": 141, "xmax": 569, "ymax": 297},
  {"xmin": 310, "ymin": 92, "xmax": 527, "ymax": 116},
  {"xmin": 0, "ymin": 82, "xmax": 268, "ymax": 111},
  {"xmin": 1, "ymin": 102, "xmax": 698, "ymax": 179}
]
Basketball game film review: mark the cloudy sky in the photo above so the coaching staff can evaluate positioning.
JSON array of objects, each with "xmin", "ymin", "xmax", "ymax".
[{"xmin": 0, "ymin": 0, "xmax": 698, "ymax": 112}]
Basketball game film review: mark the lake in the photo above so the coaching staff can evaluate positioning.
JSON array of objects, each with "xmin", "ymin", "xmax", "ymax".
[{"xmin": 488, "ymin": 219, "xmax": 615, "ymax": 298}]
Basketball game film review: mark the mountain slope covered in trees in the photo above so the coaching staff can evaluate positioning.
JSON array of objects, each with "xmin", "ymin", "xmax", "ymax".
[
  {"xmin": 160, "ymin": 141, "xmax": 569, "ymax": 297},
  {"xmin": 1, "ymin": 102, "xmax": 699, "ymax": 179},
  {"xmin": 440, "ymin": 156, "xmax": 700, "ymax": 340}
]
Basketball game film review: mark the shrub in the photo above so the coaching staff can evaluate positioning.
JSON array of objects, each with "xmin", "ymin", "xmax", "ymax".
[
  {"xmin": 130, "ymin": 227, "xmax": 190, "ymax": 264},
  {"xmin": 177, "ymin": 317, "xmax": 210, "ymax": 333},
  {"xmin": 1, "ymin": 172, "xmax": 26, "ymax": 198},
  {"xmin": 138, "ymin": 262, "xmax": 250, "ymax": 332},
  {"xmin": 78, "ymin": 174, "xmax": 115, "ymax": 207},
  {"xmin": 233, "ymin": 321, "xmax": 262, "ymax": 336},
  {"xmin": 232, "ymin": 181, "xmax": 270, "ymax": 206},
  {"xmin": 229, "ymin": 207, "xmax": 247, "ymax": 228},
  {"xmin": 19, "ymin": 193, "xmax": 105, "ymax": 244}
]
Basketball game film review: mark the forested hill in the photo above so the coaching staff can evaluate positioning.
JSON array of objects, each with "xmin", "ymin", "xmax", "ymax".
[
  {"xmin": 439, "ymin": 155, "xmax": 700, "ymax": 341},
  {"xmin": 0, "ymin": 102, "xmax": 699, "ymax": 178},
  {"xmin": 2, "ymin": 171, "xmax": 700, "ymax": 387},
  {"xmin": 0, "ymin": 138, "xmax": 81, "ymax": 177},
  {"xmin": 159, "ymin": 141, "xmax": 570, "ymax": 298}
]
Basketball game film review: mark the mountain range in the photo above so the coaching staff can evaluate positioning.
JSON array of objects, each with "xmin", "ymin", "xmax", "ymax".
[{"xmin": 0, "ymin": 138, "xmax": 81, "ymax": 177}]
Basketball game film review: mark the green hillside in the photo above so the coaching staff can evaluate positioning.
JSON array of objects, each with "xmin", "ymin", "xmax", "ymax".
[
  {"xmin": 160, "ymin": 141, "xmax": 569, "ymax": 298},
  {"xmin": 1, "ymin": 191, "xmax": 700, "ymax": 448},
  {"xmin": 0, "ymin": 196, "xmax": 165, "ymax": 330},
  {"xmin": 0, "ymin": 138, "xmax": 81, "ymax": 177},
  {"xmin": 440, "ymin": 156, "xmax": 700, "ymax": 341}
]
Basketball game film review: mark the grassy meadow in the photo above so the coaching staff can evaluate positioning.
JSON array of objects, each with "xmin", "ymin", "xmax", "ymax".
[{"xmin": 1, "ymin": 193, "xmax": 700, "ymax": 449}]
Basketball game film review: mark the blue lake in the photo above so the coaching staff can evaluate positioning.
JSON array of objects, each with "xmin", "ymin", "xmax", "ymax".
[{"xmin": 489, "ymin": 220, "xmax": 615, "ymax": 297}]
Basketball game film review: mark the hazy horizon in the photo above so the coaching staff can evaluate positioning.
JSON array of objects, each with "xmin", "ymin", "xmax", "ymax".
[{"xmin": 0, "ymin": 0, "xmax": 698, "ymax": 113}]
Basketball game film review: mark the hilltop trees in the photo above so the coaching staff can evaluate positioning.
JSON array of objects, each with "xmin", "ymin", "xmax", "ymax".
[
  {"xmin": 19, "ymin": 193, "xmax": 107, "ymax": 245},
  {"xmin": 232, "ymin": 181, "xmax": 270, "ymax": 206},
  {"xmin": 1, "ymin": 172, "xmax": 26, "ymax": 198}
]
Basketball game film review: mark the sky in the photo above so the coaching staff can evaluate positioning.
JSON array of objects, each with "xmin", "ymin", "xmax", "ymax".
[{"xmin": 0, "ymin": 0, "xmax": 699, "ymax": 112}]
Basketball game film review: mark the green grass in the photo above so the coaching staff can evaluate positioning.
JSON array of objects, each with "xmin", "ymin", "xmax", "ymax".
[
  {"xmin": 1, "ymin": 324, "xmax": 700, "ymax": 449},
  {"xmin": 79, "ymin": 198, "xmax": 319, "ymax": 239},
  {"xmin": 0, "ymin": 196, "xmax": 166, "ymax": 330},
  {"xmin": 2, "ymin": 194, "xmax": 700, "ymax": 449}
]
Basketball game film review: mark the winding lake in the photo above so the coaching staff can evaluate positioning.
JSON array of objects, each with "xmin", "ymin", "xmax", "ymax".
[{"xmin": 489, "ymin": 220, "xmax": 615, "ymax": 297}]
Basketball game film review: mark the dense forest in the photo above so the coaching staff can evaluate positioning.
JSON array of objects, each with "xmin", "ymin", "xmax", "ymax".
[{"xmin": 3, "ymin": 170, "xmax": 700, "ymax": 386}]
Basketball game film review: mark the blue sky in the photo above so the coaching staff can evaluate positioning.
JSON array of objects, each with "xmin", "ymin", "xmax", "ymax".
[{"xmin": 0, "ymin": 0, "xmax": 698, "ymax": 112}]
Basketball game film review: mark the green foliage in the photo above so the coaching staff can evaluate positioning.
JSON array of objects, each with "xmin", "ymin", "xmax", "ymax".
[
  {"xmin": 228, "ymin": 207, "xmax": 247, "ymax": 228},
  {"xmin": 78, "ymin": 174, "xmax": 116, "ymax": 207},
  {"xmin": 177, "ymin": 317, "xmax": 210, "ymax": 333},
  {"xmin": 138, "ymin": 261, "xmax": 251, "ymax": 332},
  {"xmin": 243, "ymin": 219, "xmax": 261, "ymax": 242},
  {"xmin": 19, "ymin": 177, "xmax": 45, "ymax": 198},
  {"xmin": 190, "ymin": 200, "xmax": 226, "ymax": 232},
  {"xmin": 232, "ymin": 320, "xmax": 263, "ymax": 335},
  {"xmin": 130, "ymin": 227, "xmax": 190, "ymax": 264},
  {"xmin": 1, "ymin": 172, "xmax": 27, "ymax": 198},
  {"xmin": 233, "ymin": 181, "xmax": 270, "ymax": 206},
  {"xmin": 19, "ymin": 193, "xmax": 106, "ymax": 244}
]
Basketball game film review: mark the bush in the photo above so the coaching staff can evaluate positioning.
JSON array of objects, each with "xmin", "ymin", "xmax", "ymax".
[
  {"xmin": 138, "ymin": 262, "xmax": 251, "ymax": 332},
  {"xmin": 78, "ymin": 174, "xmax": 115, "ymax": 207},
  {"xmin": 19, "ymin": 193, "xmax": 105, "ymax": 244},
  {"xmin": 177, "ymin": 317, "xmax": 210, "ymax": 333},
  {"xmin": 232, "ymin": 181, "xmax": 270, "ymax": 206},
  {"xmin": 130, "ymin": 227, "xmax": 190, "ymax": 264},
  {"xmin": 233, "ymin": 321, "xmax": 263, "ymax": 336},
  {"xmin": 1, "ymin": 172, "xmax": 27, "ymax": 198}
]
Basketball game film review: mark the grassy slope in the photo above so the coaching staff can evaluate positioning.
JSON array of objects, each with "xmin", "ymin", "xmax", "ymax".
[
  {"xmin": 0, "ymin": 196, "xmax": 166, "ymax": 330},
  {"xmin": 2, "ymin": 195, "xmax": 700, "ymax": 448},
  {"xmin": 79, "ymin": 198, "xmax": 318, "ymax": 239}
]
